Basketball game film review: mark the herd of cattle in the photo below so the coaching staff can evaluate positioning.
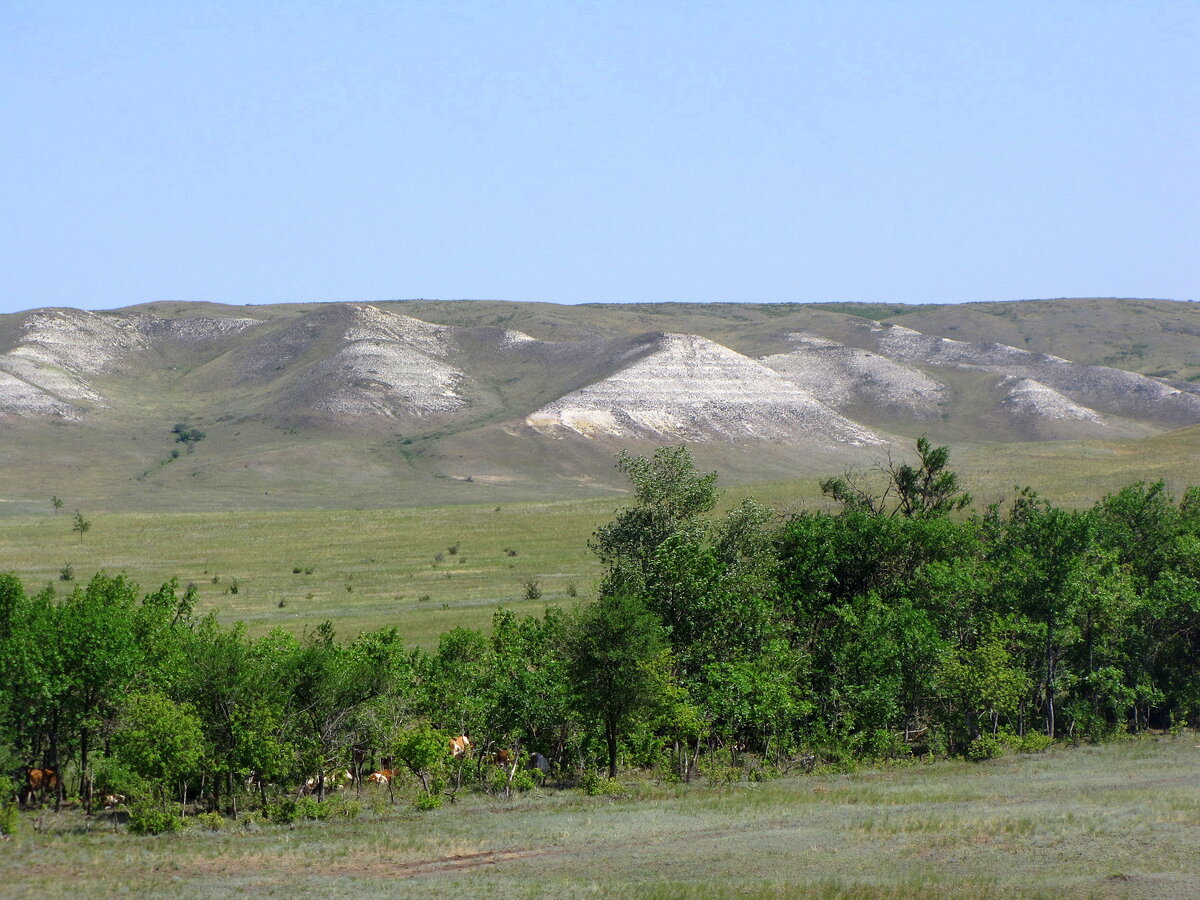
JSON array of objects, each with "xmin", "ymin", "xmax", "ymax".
[{"xmin": 11, "ymin": 735, "xmax": 554, "ymax": 809}]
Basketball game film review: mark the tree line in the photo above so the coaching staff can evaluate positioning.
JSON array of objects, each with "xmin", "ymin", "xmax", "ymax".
[{"xmin": 2, "ymin": 441, "xmax": 1198, "ymax": 828}]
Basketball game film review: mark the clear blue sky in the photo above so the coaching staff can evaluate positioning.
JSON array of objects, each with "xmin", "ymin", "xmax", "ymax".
[{"xmin": 1, "ymin": 1, "xmax": 1196, "ymax": 315}]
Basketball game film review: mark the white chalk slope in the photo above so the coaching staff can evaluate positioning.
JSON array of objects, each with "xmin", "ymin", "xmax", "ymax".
[
  {"xmin": 526, "ymin": 333, "xmax": 884, "ymax": 446},
  {"xmin": 0, "ymin": 308, "xmax": 260, "ymax": 420},
  {"xmin": 286, "ymin": 305, "xmax": 469, "ymax": 418},
  {"xmin": 761, "ymin": 332, "xmax": 947, "ymax": 417}
]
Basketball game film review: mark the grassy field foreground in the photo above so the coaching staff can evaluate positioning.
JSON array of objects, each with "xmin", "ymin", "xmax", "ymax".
[{"xmin": 2, "ymin": 736, "xmax": 1197, "ymax": 899}]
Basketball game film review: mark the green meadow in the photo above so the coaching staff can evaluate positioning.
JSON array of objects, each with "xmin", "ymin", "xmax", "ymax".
[
  {"xmin": 3, "ymin": 736, "xmax": 1196, "ymax": 898},
  {"xmin": 0, "ymin": 498, "xmax": 613, "ymax": 646}
]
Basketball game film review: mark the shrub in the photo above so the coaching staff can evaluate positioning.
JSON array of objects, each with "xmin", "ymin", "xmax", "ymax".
[
  {"xmin": 565, "ymin": 581, "xmax": 578, "ymax": 597},
  {"xmin": 277, "ymin": 598, "xmax": 288, "ymax": 608},
  {"xmin": 448, "ymin": 543, "xmax": 460, "ymax": 555},
  {"xmin": 521, "ymin": 577, "xmax": 542, "ymax": 601},
  {"xmin": 127, "ymin": 803, "xmax": 184, "ymax": 835},
  {"xmin": 304, "ymin": 568, "xmax": 314, "ymax": 575},
  {"xmin": 228, "ymin": 580, "xmax": 239, "ymax": 595},
  {"xmin": 329, "ymin": 798, "xmax": 362, "ymax": 819},
  {"xmin": 292, "ymin": 566, "xmax": 302, "ymax": 574},
  {"xmin": 504, "ymin": 548, "xmax": 518, "ymax": 557},
  {"xmin": 580, "ymin": 772, "xmax": 624, "ymax": 796},
  {"xmin": 967, "ymin": 735, "xmax": 1003, "ymax": 761},
  {"xmin": 190, "ymin": 811, "xmax": 225, "ymax": 831},
  {"xmin": 1018, "ymin": 732, "xmax": 1053, "ymax": 754},
  {"xmin": 294, "ymin": 797, "xmax": 331, "ymax": 820},
  {"xmin": 59, "ymin": 564, "xmax": 74, "ymax": 581},
  {"xmin": 266, "ymin": 799, "xmax": 298, "ymax": 824},
  {"xmin": 418, "ymin": 594, "xmax": 432, "ymax": 603},
  {"xmin": 414, "ymin": 793, "xmax": 442, "ymax": 811},
  {"xmin": 0, "ymin": 801, "xmax": 19, "ymax": 837}
]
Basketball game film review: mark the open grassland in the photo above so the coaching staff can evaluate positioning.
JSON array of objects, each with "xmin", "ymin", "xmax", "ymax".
[
  {"xmin": 3, "ymin": 736, "xmax": 1198, "ymax": 898},
  {"xmin": 6, "ymin": 431, "xmax": 1200, "ymax": 646},
  {"xmin": 0, "ymin": 498, "xmax": 615, "ymax": 646}
]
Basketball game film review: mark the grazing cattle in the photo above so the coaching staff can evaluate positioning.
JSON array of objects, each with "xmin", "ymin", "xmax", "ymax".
[
  {"xmin": 102, "ymin": 794, "xmax": 126, "ymax": 809},
  {"xmin": 493, "ymin": 748, "xmax": 514, "ymax": 766},
  {"xmin": 449, "ymin": 735, "xmax": 471, "ymax": 758},
  {"xmin": 22, "ymin": 767, "xmax": 59, "ymax": 803},
  {"xmin": 366, "ymin": 769, "xmax": 394, "ymax": 785},
  {"xmin": 527, "ymin": 752, "xmax": 550, "ymax": 775}
]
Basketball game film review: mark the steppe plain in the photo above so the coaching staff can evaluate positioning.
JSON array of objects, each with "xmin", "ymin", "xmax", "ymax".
[{"xmin": 3, "ymin": 297, "xmax": 1200, "ymax": 897}]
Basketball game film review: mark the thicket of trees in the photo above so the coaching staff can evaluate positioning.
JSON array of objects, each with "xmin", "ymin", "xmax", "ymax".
[{"xmin": 2, "ymin": 442, "xmax": 1198, "ymax": 828}]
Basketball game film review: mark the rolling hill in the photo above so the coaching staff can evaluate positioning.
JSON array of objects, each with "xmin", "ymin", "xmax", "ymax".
[{"xmin": 2, "ymin": 297, "xmax": 1200, "ymax": 513}]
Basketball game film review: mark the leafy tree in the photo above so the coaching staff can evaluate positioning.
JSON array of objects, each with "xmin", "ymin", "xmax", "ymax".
[
  {"xmin": 51, "ymin": 496, "xmax": 63, "ymax": 515},
  {"xmin": 566, "ymin": 593, "xmax": 673, "ymax": 778},
  {"xmin": 591, "ymin": 446, "xmax": 718, "ymax": 598},
  {"xmin": 112, "ymin": 691, "xmax": 205, "ymax": 810},
  {"xmin": 72, "ymin": 511, "xmax": 91, "ymax": 544}
]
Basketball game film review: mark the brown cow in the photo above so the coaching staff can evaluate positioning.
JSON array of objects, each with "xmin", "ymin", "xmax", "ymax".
[
  {"xmin": 493, "ymin": 748, "xmax": 514, "ymax": 766},
  {"xmin": 22, "ymin": 767, "xmax": 59, "ymax": 804},
  {"xmin": 449, "ymin": 735, "xmax": 471, "ymax": 758}
]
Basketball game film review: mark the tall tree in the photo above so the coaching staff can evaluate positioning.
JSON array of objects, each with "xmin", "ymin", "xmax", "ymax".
[{"xmin": 566, "ymin": 593, "xmax": 672, "ymax": 778}]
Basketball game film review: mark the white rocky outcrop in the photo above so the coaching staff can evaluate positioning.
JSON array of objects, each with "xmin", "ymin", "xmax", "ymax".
[
  {"xmin": 762, "ymin": 332, "xmax": 946, "ymax": 415},
  {"xmin": 288, "ymin": 305, "xmax": 468, "ymax": 418},
  {"xmin": 998, "ymin": 377, "xmax": 1105, "ymax": 423},
  {"xmin": 526, "ymin": 333, "xmax": 884, "ymax": 446},
  {"xmin": 867, "ymin": 322, "xmax": 1200, "ymax": 425}
]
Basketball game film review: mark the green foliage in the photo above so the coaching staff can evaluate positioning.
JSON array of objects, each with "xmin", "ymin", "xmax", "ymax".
[
  {"xmin": 126, "ymin": 803, "xmax": 184, "ymax": 835},
  {"xmin": 3, "ymin": 442, "xmax": 1200, "ymax": 821},
  {"xmin": 190, "ymin": 811, "xmax": 226, "ymax": 831},
  {"xmin": 1016, "ymin": 732, "xmax": 1053, "ymax": 754},
  {"xmin": 172, "ymin": 423, "xmax": 206, "ymax": 451},
  {"xmin": 413, "ymin": 793, "xmax": 442, "ymax": 810},
  {"xmin": 567, "ymin": 592, "xmax": 673, "ymax": 777},
  {"xmin": 72, "ymin": 510, "xmax": 91, "ymax": 543},
  {"xmin": 265, "ymin": 799, "xmax": 299, "ymax": 824},
  {"xmin": 966, "ymin": 735, "xmax": 1004, "ymax": 761},
  {"xmin": 580, "ymin": 772, "xmax": 625, "ymax": 796},
  {"xmin": 113, "ymin": 692, "xmax": 205, "ymax": 798}
]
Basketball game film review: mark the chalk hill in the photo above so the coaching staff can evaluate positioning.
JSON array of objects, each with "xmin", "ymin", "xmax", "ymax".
[{"xmin": 2, "ymin": 297, "xmax": 1200, "ymax": 511}]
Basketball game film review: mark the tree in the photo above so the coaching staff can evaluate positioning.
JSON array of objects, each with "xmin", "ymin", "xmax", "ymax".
[
  {"xmin": 820, "ymin": 436, "xmax": 971, "ymax": 519},
  {"xmin": 72, "ymin": 511, "xmax": 91, "ymax": 544},
  {"xmin": 51, "ymin": 496, "xmax": 63, "ymax": 515},
  {"xmin": 566, "ymin": 593, "xmax": 672, "ymax": 778},
  {"xmin": 591, "ymin": 446, "xmax": 718, "ymax": 598},
  {"xmin": 112, "ymin": 691, "xmax": 205, "ymax": 810}
]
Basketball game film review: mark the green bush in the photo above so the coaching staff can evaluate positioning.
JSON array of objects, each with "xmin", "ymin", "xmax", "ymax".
[
  {"xmin": 190, "ymin": 811, "xmax": 225, "ymax": 831},
  {"xmin": 580, "ymin": 772, "xmax": 624, "ymax": 796},
  {"xmin": 127, "ymin": 803, "xmax": 184, "ymax": 835},
  {"xmin": 0, "ymin": 801, "xmax": 20, "ymax": 837},
  {"xmin": 265, "ymin": 799, "xmax": 298, "ymax": 824},
  {"xmin": 294, "ymin": 797, "xmax": 331, "ymax": 820},
  {"xmin": 328, "ymin": 798, "xmax": 362, "ymax": 819},
  {"xmin": 413, "ymin": 793, "xmax": 442, "ymax": 810},
  {"xmin": 967, "ymin": 735, "xmax": 1003, "ymax": 761},
  {"xmin": 1018, "ymin": 732, "xmax": 1054, "ymax": 754}
]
